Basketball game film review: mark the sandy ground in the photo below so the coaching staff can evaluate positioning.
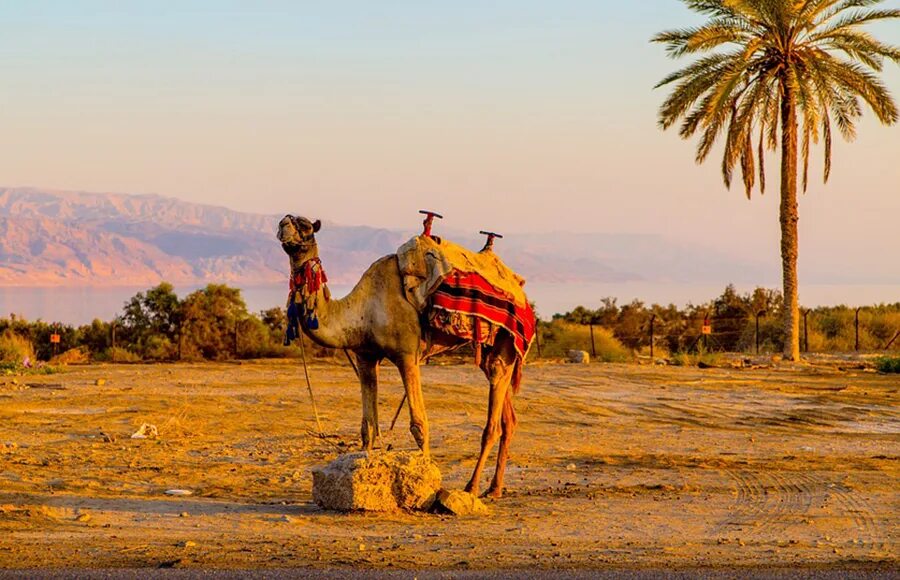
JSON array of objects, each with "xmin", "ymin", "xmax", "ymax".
[{"xmin": 0, "ymin": 358, "xmax": 897, "ymax": 572}]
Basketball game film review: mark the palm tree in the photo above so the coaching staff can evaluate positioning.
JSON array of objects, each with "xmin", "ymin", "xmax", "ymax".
[{"xmin": 653, "ymin": 0, "xmax": 899, "ymax": 360}]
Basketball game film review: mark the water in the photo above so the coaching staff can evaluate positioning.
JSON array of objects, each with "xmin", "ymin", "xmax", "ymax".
[{"xmin": 2, "ymin": 282, "xmax": 899, "ymax": 326}]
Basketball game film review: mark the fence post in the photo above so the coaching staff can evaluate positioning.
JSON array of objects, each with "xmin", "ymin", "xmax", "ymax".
[
  {"xmin": 535, "ymin": 320, "xmax": 542, "ymax": 358},
  {"xmin": 755, "ymin": 311, "xmax": 764, "ymax": 354},
  {"xmin": 884, "ymin": 329, "xmax": 900, "ymax": 351},
  {"xmin": 589, "ymin": 323, "xmax": 596, "ymax": 358},
  {"xmin": 855, "ymin": 307, "xmax": 861, "ymax": 351},
  {"xmin": 649, "ymin": 314, "xmax": 656, "ymax": 360},
  {"xmin": 802, "ymin": 309, "xmax": 809, "ymax": 353}
]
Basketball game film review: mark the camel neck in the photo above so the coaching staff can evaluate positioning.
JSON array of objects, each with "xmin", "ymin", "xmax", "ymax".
[{"xmin": 292, "ymin": 257, "xmax": 362, "ymax": 350}]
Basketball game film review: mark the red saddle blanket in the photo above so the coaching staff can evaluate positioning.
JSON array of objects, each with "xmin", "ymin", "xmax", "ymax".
[{"xmin": 429, "ymin": 269, "xmax": 536, "ymax": 358}]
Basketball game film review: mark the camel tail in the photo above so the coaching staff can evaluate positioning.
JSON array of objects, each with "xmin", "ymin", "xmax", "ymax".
[{"xmin": 511, "ymin": 357, "xmax": 524, "ymax": 395}]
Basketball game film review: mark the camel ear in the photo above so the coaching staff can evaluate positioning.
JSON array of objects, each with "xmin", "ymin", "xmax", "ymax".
[{"xmin": 312, "ymin": 219, "xmax": 322, "ymax": 233}]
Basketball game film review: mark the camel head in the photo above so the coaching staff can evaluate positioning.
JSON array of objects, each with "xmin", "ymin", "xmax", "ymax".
[{"xmin": 278, "ymin": 215, "xmax": 321, "ymax": 263}]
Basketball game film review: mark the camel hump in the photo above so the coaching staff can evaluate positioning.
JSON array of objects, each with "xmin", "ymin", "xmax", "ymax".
[{"xmin": 396, "ymin": 235, "xmax": 528, "ymax": 312}]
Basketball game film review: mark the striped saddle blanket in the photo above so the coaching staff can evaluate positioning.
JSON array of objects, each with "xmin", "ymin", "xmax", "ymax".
[{"xmin": 397, "ymin": 235, "xmax": 536, "ymax": 358}]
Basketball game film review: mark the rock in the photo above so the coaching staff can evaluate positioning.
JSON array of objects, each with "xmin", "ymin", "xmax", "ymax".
[
  {"xmin": 95, "ymin": 378, "xmax": 107, "ymax": 386},
  {"xmin": 131, "ymin": 423, "xmax": 158, "ymax": 439},
  {"xmin": 164, "ymin": 489, "xmax": 193, "ymax": 496},
  {"xmin": 312, "ymin": 451, "xmax": 441, "ymax": 512},
  {"xmin": 567, "ymin": 350, "xmax": 590, "ymax": 364},
  {"xmin": 431, "ymin": 489, "xmax": 489, "ymax": 516}
]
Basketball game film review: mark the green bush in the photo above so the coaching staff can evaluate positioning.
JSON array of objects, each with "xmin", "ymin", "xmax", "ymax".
[
  {"xmin": 0, "ymin": 361, "xmax": 60, "ymax": 375},
  {"xmin": 875, "ymin": 356, "xmax": 900, "ymax": 374}
]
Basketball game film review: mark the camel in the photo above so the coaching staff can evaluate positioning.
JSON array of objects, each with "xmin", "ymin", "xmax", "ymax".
[{"xmin": 277, "ymin": 215, "xmax": 525, "ymax": 498}]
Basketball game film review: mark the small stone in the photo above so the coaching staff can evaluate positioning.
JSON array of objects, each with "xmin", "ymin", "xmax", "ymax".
[
  {"xmin": 165, "ymin": 489, "xmax": 193, "ymax": 496},
  {"xmin": 179, "ymin": 512, "xmax": 189, "ymax": 518},
  {"xmin": 179, "ymin": 541, "xmax": 197, "ymax": 548},
  {"xmin": 280, "ymin": 515, "xmax": 294, "ymax": 523},
  {"xmin": 95, "ymin": 379, "xmax": 107, "ymax": 386},
  {"xmin": 567, "ymin": 350, "xmax": 590, "ymax": 364},
  {"xmin": 358, "ymin": 543, "xmax": 366, "ymax": 551},
  {"xmin": 566, "ymin": 463, "xmax": 577, "ymax": 471},
  {"xmin": 431, "ymin": 489, "xmax": 489, "ymax": 516},
  {"xmin": 75, "ymin": 513, "xmax": 91, "ymax": 523},
  {"xmin": 131, "ymin": 424, "xmax": 159, "ymax": 440}
]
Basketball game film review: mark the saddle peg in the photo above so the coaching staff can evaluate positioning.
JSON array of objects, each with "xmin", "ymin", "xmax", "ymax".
[
  {"xmin": 419, "ymin": 210, "xmax": 443, "ymax": 238},
  {"xmin": 479, "ymin": 230, "xmax": 503, "ymax": 252}
]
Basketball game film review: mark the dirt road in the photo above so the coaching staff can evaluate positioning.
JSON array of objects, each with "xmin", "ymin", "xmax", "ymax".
[{"xmin": 0, "ymin": 359, "xmax": 897, "ymax": 571}]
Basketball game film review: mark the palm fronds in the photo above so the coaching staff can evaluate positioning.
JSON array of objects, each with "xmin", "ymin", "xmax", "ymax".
[{"xmin": 654, "ymin": 0, "xmax": 899, "ymax": 196}]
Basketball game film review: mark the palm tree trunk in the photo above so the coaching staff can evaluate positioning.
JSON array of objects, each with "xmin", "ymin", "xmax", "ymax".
[{"xmin": 780, "ymin": 76, "xmax": 801, "ymax": 361}]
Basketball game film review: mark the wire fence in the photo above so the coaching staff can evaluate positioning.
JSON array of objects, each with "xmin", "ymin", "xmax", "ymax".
[{"xmin": 533, "ymin": 306, "xmax": 900, "ymax": 359}]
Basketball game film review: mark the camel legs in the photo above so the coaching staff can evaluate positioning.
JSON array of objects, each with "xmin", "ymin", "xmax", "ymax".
[
  {"xmin": 465, "ymin": 338, "xmax": 516, "ymax": 497},
  {"xmin": 397, "ymin": 354, "xmax": 430, "ymax": 456},
  {"xmin": 486, "ymin": 391, "xmax": 517, "ymax": 498},
  {"xmin": 357, "ymin": 355, "xmax": 381, "ymax": 451}
]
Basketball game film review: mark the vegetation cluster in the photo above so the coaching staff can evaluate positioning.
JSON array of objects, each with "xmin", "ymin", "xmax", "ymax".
[
  {"xmin": 1, "ymin": 283, "xmax": 898, "ymax": 367},
  {"xmin": 546, "ymin": 284, "xmax": 900, "ymax": 358},
  {"xmin": 1, "ymin": 283, "xmax": 302, "ymax": 364}
]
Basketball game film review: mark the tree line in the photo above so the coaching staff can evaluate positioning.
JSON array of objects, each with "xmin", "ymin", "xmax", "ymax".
[
  {"xmin": 1, "ymin": 283, "xmax": 299, "ymax": 363},
  {"xmin": 2, "ymin": 282, "xmax": 898, "ymax": 366},
  {"xmin": 548, "ymin": 284, "xmax": 900, "ymax": 356}
]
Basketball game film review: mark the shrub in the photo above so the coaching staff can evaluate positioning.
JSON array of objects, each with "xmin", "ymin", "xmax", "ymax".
[
  {"xmin": 50, "ymin": 347, "xmax": 90, "ymax": 365},
  {"xmin": 0, "ymin": 330, "xmax": 35, "ymax": 363},
  {"xmin": 875, "ymin": 356, "xmax": 900, "ymax": 374},
  {"xmin": 537, "ymin": 321, "xmax": 631, "ymax": 362},
  {"xmin": 670, "ymin": 347, "xmax": 723, "ymax": 368},
  {"xmin": 94, "ymin": 347, "xmax": 142, "ymax": 363},
  {"xmin": 143, "ymin": 335, "xmax": 176, "ymax": 360},
  {"xmin": 0, "ymin": 361, "xmax": 60, "ymax": 375}
]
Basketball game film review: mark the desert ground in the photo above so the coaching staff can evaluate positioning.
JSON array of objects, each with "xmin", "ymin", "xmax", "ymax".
[{"xmin": 0, "ymin": 357, "xmax": 897, "ymax": 573}]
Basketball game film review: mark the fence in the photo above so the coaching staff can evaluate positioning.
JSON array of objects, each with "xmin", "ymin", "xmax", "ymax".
[
  {"xmin": 536, "ymin": 306, "xmax": 900, "ymax": 359},
  {"xmin": 3, "ymin": 304, "xmax": 899, "ymax": 364}
]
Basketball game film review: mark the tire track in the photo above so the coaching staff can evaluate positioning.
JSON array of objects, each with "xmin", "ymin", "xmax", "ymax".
[
  {"xmin": 716, "ymin": 469, "xmax": 815, "ymax": 542},
  {"xmin": 796, "ymin": 471, "xmax": 884, "ymax": 555}
]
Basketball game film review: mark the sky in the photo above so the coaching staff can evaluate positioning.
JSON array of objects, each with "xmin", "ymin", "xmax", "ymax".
[{"xmin": 1, "ymin": 0, "xmax": 899, "ymax": 285}]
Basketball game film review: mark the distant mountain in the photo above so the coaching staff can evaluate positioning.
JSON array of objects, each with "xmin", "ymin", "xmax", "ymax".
[{"xmin": 0, "ymin": 187, "xmax": 767, "ymax": 288}]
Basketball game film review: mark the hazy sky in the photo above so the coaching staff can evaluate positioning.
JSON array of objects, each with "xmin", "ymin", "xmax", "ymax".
[{"xmin": 2, "ymin": 1, "xmax": 898, "ymax": 281}]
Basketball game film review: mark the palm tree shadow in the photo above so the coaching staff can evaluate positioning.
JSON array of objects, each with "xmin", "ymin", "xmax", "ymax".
[{"xmin": 1, "ymin": 492, "xmax": 325, "ymax": 517}]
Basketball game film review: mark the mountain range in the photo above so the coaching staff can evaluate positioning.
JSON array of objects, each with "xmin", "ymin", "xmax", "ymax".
[{"xmin": 0, "ymin": 187, "xmax": 770, "ymax": 289}]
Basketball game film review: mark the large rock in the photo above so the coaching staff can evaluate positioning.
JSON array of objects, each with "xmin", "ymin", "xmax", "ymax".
[{"xmin": 312, "ymin": 451, "xmax": 441, "ymax": 512}]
